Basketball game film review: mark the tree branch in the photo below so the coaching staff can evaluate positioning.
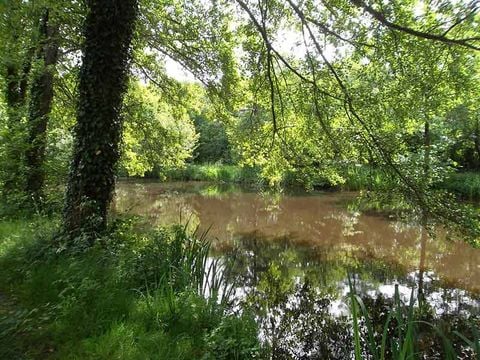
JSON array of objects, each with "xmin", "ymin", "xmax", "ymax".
[{"xmin": 351, "ymin": 0, "xmax": 480, "ymax": 51}]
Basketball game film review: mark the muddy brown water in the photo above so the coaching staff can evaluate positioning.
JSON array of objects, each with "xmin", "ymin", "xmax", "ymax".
[
  {"xmin": 115, "ymin": 180, "xmax": 480, "ymax": 357},
  {"xmin": 115, "ymin": 180, "xmax": 480, "ymax": 292}
]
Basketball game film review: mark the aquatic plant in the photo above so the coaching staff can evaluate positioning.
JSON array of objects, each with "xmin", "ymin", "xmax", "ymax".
[{"xmin": 348, "ymin": 276, "xmax": 480, "ymax": 360}]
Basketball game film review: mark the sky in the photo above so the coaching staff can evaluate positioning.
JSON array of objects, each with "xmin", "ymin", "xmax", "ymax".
[
  {"xmin": 165, "ymin": 57, "xmax": 197, "ymax": 82},
  {"xmin": 164, "ymin": 27, "xmax": 336, "ymax": 82},
  {"xmin": 163, "ymin": 0, "xmax": 475, "ymax": 82}
]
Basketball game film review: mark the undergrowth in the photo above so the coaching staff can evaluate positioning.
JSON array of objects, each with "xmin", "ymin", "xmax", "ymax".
[
  {"xmin": 349, "ymin": 277, "xmax": 480, "ymax": 359},
  {"xmin": 441, "ymin": 172, "xmax": 480, "ymax": 201},
  {"xmin": 0, "ymin": 217, "xmax": 262, "ymax": 359},
  {"xmin": 160, "ymin": 164, "xmax": 480, "ymax": 203}
]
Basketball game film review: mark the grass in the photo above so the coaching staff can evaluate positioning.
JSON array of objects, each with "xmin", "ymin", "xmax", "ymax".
[
  {"xmin": 154, "ymin": 163, "xmax": 480, "ymax": 203},
  {"xmin": 0, "ymin": 217, "xmax": 262, "ymax": 359},
  {"xmin": 161, "ymin": 163, "xmax": 389, "ymax": 191},
  {"xmin": 282, "ymin": 165, "xmax": 390, "ymax": 191},
  {"xmin": 162, "ymin": 164, "xmax": 260, "ymax": 184},
  {"xmin": 161, "ymin": 163, "xmax": 387, "ymax": 190},
  {"xmin": 1, "ymin": 215, "xmax": 479, "ymax": 359},
  {"xmin": 343, "ymin": 166, "xmax": 389, "ymax": 191},
  {"xmin": 295, "ymin": 167, "xmax": 480, "ymax": 200}
]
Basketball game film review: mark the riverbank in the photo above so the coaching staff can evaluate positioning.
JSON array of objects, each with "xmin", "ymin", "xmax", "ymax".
[
  {"xmin": 0, "ymin": 217, "xmax": 261, "ymax": 359},
  {"xmin": 161, "ymin": 164, "xmax": 259, "ymax": 184},
  {"xmin": 440, "ymin": 172, "xmax": 480, "ymax": 201},
  {"xmin": 157, "ymin": 164, "xmax": 480, "ymax": 200}
]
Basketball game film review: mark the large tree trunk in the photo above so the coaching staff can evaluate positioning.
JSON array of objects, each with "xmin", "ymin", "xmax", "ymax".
[
  {"xmin": 64, "ymin": 0, "xmax": 137, "ymax": 241},
  {"xmin": 25, "ymin": 9, "xmax": 59, "ymax": 204},
  {"xmin": 5, "ymin": 66, "xmax": 21, "ymax": 108}
]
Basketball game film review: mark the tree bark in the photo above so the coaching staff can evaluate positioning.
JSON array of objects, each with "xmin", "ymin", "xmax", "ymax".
[
  {"xmin": 25, "ymin": 9, "xmax": 59, "ymax": 203},
  {"xmin": 5, "ymin": 65, "xmax": 21, "ymax": 109},
  {"xmin": 64, "ymin": 0, "xmax": 137, "ymax": 241}
]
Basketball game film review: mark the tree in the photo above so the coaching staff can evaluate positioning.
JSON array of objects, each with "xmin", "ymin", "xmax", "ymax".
[
  {"xmin": 230, "ymin": 0, "xmax": 480, "ymax": 237},
  {"xmin": 0, "ymin": 0, "xmax": 79, "ymax": 206},
  {"xmin": 120, "ymin": 81, "xmax": 197, "ymax": 177},
  {"xmin": 25, "ymin": 7, "xmax": 59, "ymax": 203},
  {"xmin": 64, "ymin": 0, "xmax": 138, "ymax": 241},
  {"xmin": 0, "ymin": 1, "xmax": 37, "ymax": 197},
  {"xmin": 1, "ymin": 0, "xmax": 477, "ymax": 242}
]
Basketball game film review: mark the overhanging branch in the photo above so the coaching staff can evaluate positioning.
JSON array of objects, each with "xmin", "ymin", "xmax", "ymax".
[{"xmin": 351, "ymin": 0, "xmax": 480, "ymax": 51}]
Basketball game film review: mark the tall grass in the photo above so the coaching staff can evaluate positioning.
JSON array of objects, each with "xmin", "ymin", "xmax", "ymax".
[
  {"xmin": 348, "ymin": 276, "xmax": 480, "ymax": 359},
  {"xmin": 163, "ymin": 163, "xmax": 388, "ymax": 190},
  {"xmin": 151, "ymin": 163, "xmax": 480, "ymax": 202},
  {"xmin": 309, "ymin": 166, "xmax": 480, "ymax": 201},
  {"xmin": 131, "ymin": 225, "xmax": 235, "ymax": 305},
  {"xmin": 442, "ymin": 172, "xmax": 480, "ymax": 201},
  {"xmin": 342, "ymin": 166, "xmax": 388, "ymax": 191}
]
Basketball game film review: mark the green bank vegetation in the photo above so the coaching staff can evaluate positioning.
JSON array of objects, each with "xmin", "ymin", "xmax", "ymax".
[
  {"xmin": 348, "ymin": 279, "xmax": 480, "ymax": 360},
  {"xmin": 163, "ymin": 164, "xmax": 480, "ymax": 201},
  {"xmin": 0, "ymin": 218, "xmax": 262, "ymax": 359}
]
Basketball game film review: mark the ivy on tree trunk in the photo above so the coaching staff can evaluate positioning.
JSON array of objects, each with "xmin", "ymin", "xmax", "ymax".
[{"xmin": 64, "ymin": 0, "xmax": 137, "ymax": 242}]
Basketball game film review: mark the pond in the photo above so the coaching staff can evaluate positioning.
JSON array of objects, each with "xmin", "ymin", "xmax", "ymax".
[{"xmin": 115, "ymin": 180, "xmax": 480, "ymax": 358}]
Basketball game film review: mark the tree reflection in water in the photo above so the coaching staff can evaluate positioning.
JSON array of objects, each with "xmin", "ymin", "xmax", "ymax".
[{"xmin": 225, "ymin": 233, "xmax": 480, "ymax": 359}]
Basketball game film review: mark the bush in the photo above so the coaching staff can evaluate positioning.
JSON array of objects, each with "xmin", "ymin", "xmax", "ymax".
[{"xmin": 441, "ymin": 172, "xmax": 480, "ymax": 200}]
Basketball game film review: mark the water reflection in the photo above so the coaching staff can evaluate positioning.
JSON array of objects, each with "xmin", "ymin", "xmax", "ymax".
[
  {"xmin": 115, "ymin": 180, "xmax": 480, "ymax": 358},
  {"xmin": 115, "ymin": 180, "xmax": 480, "ymax": 293},
  {"xmin": 226, "ymin": 233, "xmax": 479, "ymax": 359}
]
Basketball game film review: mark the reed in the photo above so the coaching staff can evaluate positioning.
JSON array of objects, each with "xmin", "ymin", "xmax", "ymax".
[{"xmin": 348, "ymin": 276, "xmax": 479, "ymax": 359}]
